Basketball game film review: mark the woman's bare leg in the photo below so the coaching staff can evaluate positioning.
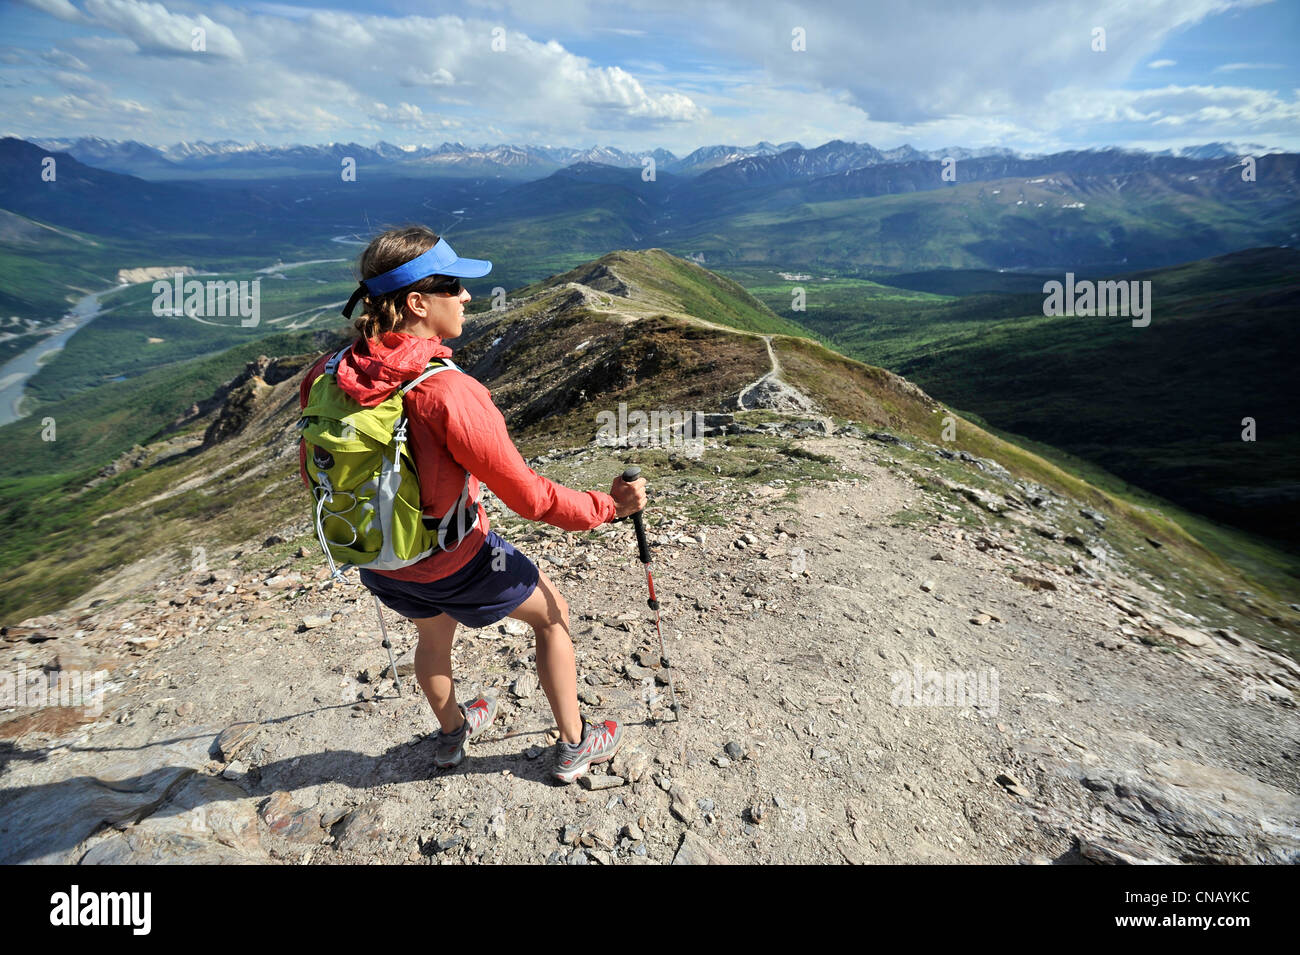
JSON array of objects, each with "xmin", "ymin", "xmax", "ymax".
[
  {"xmin": 507, "ymin": 568, "xmax": 582, "ymax": 744},
  {"xmin": 411, "ymin": 612, "xmax": 464, "ymax": 734}
]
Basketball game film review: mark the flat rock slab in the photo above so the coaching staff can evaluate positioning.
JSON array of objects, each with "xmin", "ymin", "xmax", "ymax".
[
  {"xmin": 1146, "ymin": 759, "xmax": 1300, "ymax": 824},
  {"xmin": 79, "ymin": 775, "xmax": 268, "ymax": 864},
  {"xmin": 0, "ymin": 725, "xmax": 221, "ymax": 864},
  {"xmin": 260, "ymin": 790, "xmax": 326, "ymax": 844},
  {"xmin": 214, "ymin": 721, "xmax": 260, "ymax": 762},
  {"xmin": 1072, "ymin": 760, "xmax": 1300, "ymax": 864}
]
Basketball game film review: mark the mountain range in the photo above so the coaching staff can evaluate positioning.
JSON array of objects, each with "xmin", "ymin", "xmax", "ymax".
[
  {"xmin": 26, "ymin": 136, "xmax": 1283, "ymax": 181},
  {"xmin": 2, "ymin": 132, "xmax": 1296, "ymax": 338},
  {"xmin": 27, "ymin": 137, "xmax": 776, "ymax": 179}
]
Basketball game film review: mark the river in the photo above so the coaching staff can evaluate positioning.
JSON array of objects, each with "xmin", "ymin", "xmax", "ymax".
[
  {"xmin": 0, "ymin": 252, "xmax": 351, "ymax": 427},
  {"xmin": 0, "ymin": 288, "xmax": 119, "ymax": 426}
]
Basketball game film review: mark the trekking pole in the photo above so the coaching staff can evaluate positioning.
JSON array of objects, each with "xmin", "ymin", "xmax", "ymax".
[
  {"xmin": 621, "ymin": 465, "xmax": 679, "ymax": 720},
  {"xmin": 373, "ymin": 593, "xmax": 403, "ymax": 698}
]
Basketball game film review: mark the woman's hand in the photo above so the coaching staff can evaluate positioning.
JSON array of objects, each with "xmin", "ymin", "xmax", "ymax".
[{"xmin": 610, "ymin": 474, "xmax": 647, "ymax": 519}]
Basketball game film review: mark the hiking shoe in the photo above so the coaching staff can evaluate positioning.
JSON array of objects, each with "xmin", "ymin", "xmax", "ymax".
[
  {"xmin": 553, "ymin": 716, "xmax": 623, "ymax": 784},
  {"xmin": 433, "ymin": 693, "xmax": 498, "ymax": 769}
]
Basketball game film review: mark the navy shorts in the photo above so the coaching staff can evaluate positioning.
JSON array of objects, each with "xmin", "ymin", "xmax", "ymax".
[{"xmin": 359, "ymin": 530, "xmax": 540, "ymax": 628}]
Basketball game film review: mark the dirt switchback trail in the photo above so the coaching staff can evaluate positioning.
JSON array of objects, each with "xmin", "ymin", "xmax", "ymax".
[{"xmin": 1, "ymin": 428, "xmax": 1297, "ymax": 865}]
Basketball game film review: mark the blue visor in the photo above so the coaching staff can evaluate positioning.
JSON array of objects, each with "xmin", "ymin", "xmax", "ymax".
[
  {"xmin": 365, "ymin": 238, "xmax": 491, "ymax": 294},
  {"xmin": 342, "ymin": 237, "xmax": 492, "ymax": 317}
]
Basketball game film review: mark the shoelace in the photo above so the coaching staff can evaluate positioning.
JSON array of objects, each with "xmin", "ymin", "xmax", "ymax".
[
  {"xmin": 579, "ymin": 720, "xmax": 613, "ymax": 754},
  {"xmin": 465, "ymin": 700, "xmax": 491, "ymax": 733}
]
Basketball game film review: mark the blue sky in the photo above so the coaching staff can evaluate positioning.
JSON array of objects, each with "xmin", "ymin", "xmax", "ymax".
[{"xmin": 2, "ymin": 0, "xmax": 1296, "ymax": 154}]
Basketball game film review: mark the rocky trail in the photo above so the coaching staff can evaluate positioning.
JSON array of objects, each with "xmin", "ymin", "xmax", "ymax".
[
  {"xmin": 2, "ymin": 416, "xmax": 1298, "ymax": 865},
  {"xmin": 736, "ymin": 335, "xmax": 821, "ymax": 415}
]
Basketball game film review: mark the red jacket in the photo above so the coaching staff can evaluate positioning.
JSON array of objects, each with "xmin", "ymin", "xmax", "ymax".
[{"xmin": 299, "ymin": 330, "xmax": 617, "ymax": 582}]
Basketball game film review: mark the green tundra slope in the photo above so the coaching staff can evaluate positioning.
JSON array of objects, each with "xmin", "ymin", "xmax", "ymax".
[{"xmin": 742, "ymin": 247, "xmax": 1300, "ymax": 552}]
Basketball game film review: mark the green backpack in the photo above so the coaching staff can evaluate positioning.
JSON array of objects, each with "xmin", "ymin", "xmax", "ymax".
[{"xmin": 299, "ymin": 343, "xmax": 478, "ymax": 582}]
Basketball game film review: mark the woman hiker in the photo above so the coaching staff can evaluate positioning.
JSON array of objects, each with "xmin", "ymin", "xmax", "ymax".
[{"xmin": 298, "ymin": 225, "xmax": 647, "ymax": 783}]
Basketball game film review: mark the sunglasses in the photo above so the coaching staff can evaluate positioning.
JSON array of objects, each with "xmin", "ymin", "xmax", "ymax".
[{"xmin": 427, "ymin": 276, "xmax": 464, "ymax": 296}]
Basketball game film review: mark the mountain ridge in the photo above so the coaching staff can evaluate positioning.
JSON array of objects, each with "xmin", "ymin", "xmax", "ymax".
[
  {"xmin": 2, "ymin": 249, "xmax": 1293, "ymax": 644},
  {"xmin": 24, "ymin": 135, "xmax": 1287, "ymax": 181}
]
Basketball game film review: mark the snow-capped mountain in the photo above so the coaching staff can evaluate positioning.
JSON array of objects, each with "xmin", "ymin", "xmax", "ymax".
[
  {"xmin": 1172, "ymin": 142, "xmax": 1283, "ymax": 160},
  {"xmin": 667, "ymin": 141, "xmax": 803, "ymax": 175},
  {"xmin": 20, "ymin": 137, "xmax": 1287, "ymax": 184}
]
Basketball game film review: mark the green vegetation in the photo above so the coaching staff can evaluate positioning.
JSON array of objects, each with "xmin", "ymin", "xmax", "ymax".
[
  {"xmin": 577, "ymin": 249, "xmax": 815, "ymax": 336},
  {"xmin": 519, "ymin": 249, "xmax": 819, "ymax": 338},
  {"xmin": 0, "ymin": 207, "xmax": 348, "ymax": 330},
  {"xmin": 0, "ymin": 330, "xmax": 48, "ymax": 363},
  {"xmin": 868, "ymin": 268, "xmax": 1060, "ymax": 296},
  {"xmin": 1, "ymin": 246, "xmax": 1294, "ymax": 664},
  {"xmin": 758, "ymin": 248, "xmax": 1299, "ymax": 549},
  {"xmin": 956, "ymin": 407, "xmax": 1300, "ymax": 597},
  {"xmin": 0, "ymin": 330, "xmax": 323, "ymax": 481},
  {"xmin": 663, "ymin": 171, "xmax": 1298, "ymax": 273},
  {"xmin": 21, "ymin": 260, "xmax": 354, "ymax": 407},
  {"xmin": 0, "ymin": 216, "xmax": 134, "ymax": 323},
  {"xmin": 0, "ymin": 327, "xmax": 327, "ymax": 621}
]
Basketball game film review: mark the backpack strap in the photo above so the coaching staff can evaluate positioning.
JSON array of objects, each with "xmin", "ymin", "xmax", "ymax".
[
  {"xmin": 398, "ymin": 357, "xmax": 461, "ymax": 396},
  {"xmin": 324, "ymin": 343, "xmax": 353, "ymax": 375},
  {"xmin": 435, "ymin": 471, "xmax": 479, "ymax": 553},
  {"xmin": 394, "ymin": 357, "xmax": 479, "ymax": 553}
]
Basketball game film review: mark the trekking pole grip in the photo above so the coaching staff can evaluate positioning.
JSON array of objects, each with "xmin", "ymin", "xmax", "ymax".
[{"xmin": 620, "ymin": 466, "xmax": 652, "ymax": 565}]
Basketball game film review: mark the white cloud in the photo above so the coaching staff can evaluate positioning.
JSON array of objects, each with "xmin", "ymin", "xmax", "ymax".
[
  {"xmin": 370, "ymin": 101, "xmax": 452, "ymax": 131},
  {"xmin": 2, "ymin": 0, "xmax": 1294, "ymax": 153},
  {"xmin": 81, "ymin": 0, "xmax": 245, "ymax": 58},
  {"xmin": 70, "ymin": 35, "xmax": 139, "ymax": 55},
  {"xmin": 451, "ymin": 0, "xmax": 1297, "ymax": 151},
  {"xmin": 25, "ymin": 91, "xmax": 151, "ymax": 122},
  {"xmin": 399, "ymin": 67, "xmax": 456, "ymax": 88},
  {"xmin": 1213, "ymin": 62, "xmax": 1287, "ymax": 72},
  {"xmin": 1044, "ymin": 83, "xmax": 1300, "ymax": 136},
  {"xmin": 565, "ymin": 64, "xmax": 702, "ymax": 123},
  {"xmin": 4, "ymin": 5, "xmax": 705, "ymax": 143},
  {"xmin": 464, "ymin": 0, "xmax": 1269, "ymax": 124},
  {"xmin": 244, "ymin": 2, "xmax": 334, "ymax": 19},
  {"xmin": 16, "ymin": 0, "xmax": 83, "ymax": 23},
  {"xmin": 41, "ymin": 48, "xmax": 91, "ymax": 70},
  {"xmin": 51, "ymin": 70, "xmax": 109, "ymax": 95}
]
